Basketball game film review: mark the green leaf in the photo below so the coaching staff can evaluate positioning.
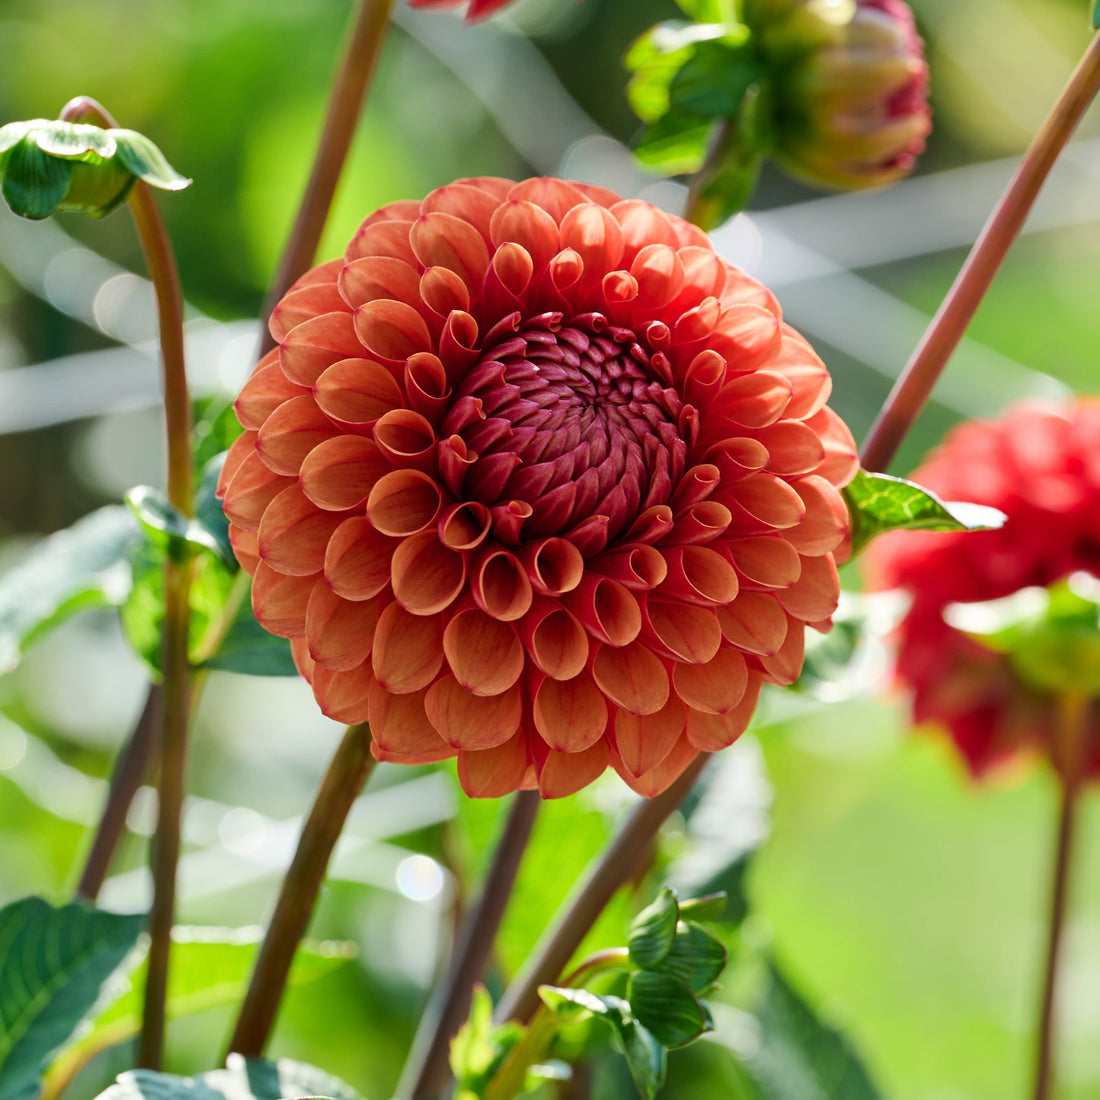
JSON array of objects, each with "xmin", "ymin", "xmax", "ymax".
[
  {"xmin": 1093, "ymin": 0, "xmax": 1099, "ymax": 30},
  {"xmin": 198, "ymin": 601, "xmax": 297, "ymax": 676},
  {"xmin": 628, "ymin": 888, "xmax": 681, "ymax": 969},
  {"xmin": 111, "ymin": 129, "xmax": 191, "ymax": 191},
  {"xmin": 450, "ymin": 984, "xmax": 524, "ymax": 1094},
  {"xmin": 32, "ymin": 121, "xmax": 117, "ymax": 161},
  {"xmin": 126, "ymin": 485, "xmax": 233, "ymax": 567},
  {"xmin": 676, "ymin": 893, "xmax": 728, "ymax": 922},
  {"xmin": 625, "ymin": 22, "xmax": 701, "ymax": 124},
  {"xmin": 95, "ymin": 1057, "xmax": 361, "ymax": 1100},
  {"xmin": 0, "ymin": 505, "xmax": 138, "ymax": 674},
  {"xmin": 194, "ymin": 454, "xmax": 235, "ymax": 567},
  {"xmin": 667, "ymin": 40, "xmax": 758, "ymax": 118},
  {"xmin": 843, "ymin": 469, "xmax": 1006, "ymax": 557},
  {"xmin": 0, "ymin": 897, "xmax": 145, "ymax": 1100},
  {"xmin": 1, "ymin": 135, "xmax": 72, "ymax": 219},
  {"xmin": 632, "ymin": 110, "xmax": 714, "ymax": 174},
  {"xmin": 627, "ymin": 970, "xmax": 709, "ymax": 1048},
  {"xmin": 45, "ymin": 931, "xmax": 353, "ymax": 1094},
  {"xmin": 675, "ymin": 0, "xmax": 738, "ymax": 18},
  {"xmin": 193, "ymin": 399, "xmax": 245, "ymax": 471},
  {"xmin": 730, "ymin": 959, "xmax": 882, "ymax": 1100},
  {"xmin": 660, "ymin": 922, "xmax": 728, "ymax": 994},
  {"xmin": 0, "ymin": 120, "xmax": 36, "ymax": 155}
]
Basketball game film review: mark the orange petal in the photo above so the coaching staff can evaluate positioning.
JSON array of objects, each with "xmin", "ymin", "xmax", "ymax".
[
  {"xmin": 643, "ymin": 601, "xmax": 722, "ymax": 664},
  {"xmin": 255, "ymin": 394, "xmax": 339, "ymax": 477},
  {"xmin": 372, "ymin": 601, "xmax": 444, "ymax": 693},
  {"xmin": 613, "ymin": 696, "xmax": 687, "ymax": 778},
  {"xmin": 615, "ymin": 733, "xmax": 699, "ymax": 798},
  {"xmin": 685, "ymin": 672, "xmax": 762, "ymax": 751},
  {"xmin": 425, "ymin": 675, "xmax": 522, "ymax": 750},
  {"xmin": 471, "ymin": 549, "xmax": 533, "ymax": 622},
  {"xmin": 537, "ymin": 740, "xmax": 610, "ymax": 799},
  {"xmin": 592, "ymin": 641, "xmax": 670, "ymax": 716},
  {"xmin": 421, "ymin": 182, "xmax": 499, "ymax": 239},
  {"xmin": 299, "ymin": 435, "xmax": 389, "ymax": 511},
  {"xmin": 668, "ymin": 500, "xmax": 731, "ymax": 545},
  {"xmin": 716, "ymin": 592, "xmax": 788, "ymax": 657},
  {"xmin": 338, "ymin": 256, "xmax": 422, "ymax": 311},
  {"xmin": 726, "ymin": 473, "xmax": 807, "ymax": 531},
  {"xmin": 314, "ymin": 358, "xmax": 405, "ymax": 430},
  {"xmin": 280, "ymin": 311, "xmax": 362, "ymax": 387},
  {"xmin": 439, "ymin": 500, "xmax": 492, "ymax": 551},
  {"xmin": 631, "ymin": 243, "xmax": 685, "ymax": 310},
  {"xmin": 405, "ymin": 352, "xmax": 451, "ymax": 424},
  {"xmin": 354, "ymin": 298, "xmax": 433, "ymax": 362},
  {"xmin": 610, "ymin": 199, "xmax": 681, "ymax": 254},
  {"xmin": 756, "ymin": 421, "xmax": 826, "ymax": 477},
  {"xmin": 305, "ymin": 583, "xmax": 378, "ymax": 672},
  {"xmin": 777, "ymin": 554, "xmax": 839, "ymax": 623},
  {"xmin": 457, "ymin": 730, "xmax": 529, "ymax": 798},
  {"xmin": 658, "ymin": 546, "xmax": 739, "ymax": 607},
  {"xmin": 759, "ymin": 619, "xmax": 805, "ymax": 685},
  {"xmin": 221, "ymin": 451, "xmax": 294, "ymax": 531},
  {"xmin": 345, "ymin": 218, "xmax": 418, "ymax": 266},
  {"xmin": 523, "ymin": 606, "xmax": 589, "ymax": 681},
  {"xmin": 410, "ymin": 212, "xmax": 491, "ymax": 285},
  {"xmin": 367, "ymin": 680, "xmax": 456, "ymax": 763},
  {"xmin": 366, "ymin": 469, "xmax": 442, "ymax": 537},
  {"xmin": 258, "ymin": 484, "xmax": 347, "ymax": 576},
  {"xmin": 522, "ymin": 537, "xmax": 583, "ymax": 596},
  {"xmin": 726, "ymin": 536, "xmax": 802, "ymax": 589},
  {"xmin": 235, "ymin": 352, "xmax": 308, "ymax": 430},
  {"xmin": 509, "ymin": 178, "xmax": 591, "ymax": 223},
  {"xmin": 228, "ymin": 524, "xmax": 260, "ymax": 575},
  {"xmin": 251, "ymin": 561, "xmax": 317, "ymax": 638},
  {"xmin": 373, "ymin": 408, "xmax": 437, "ymax": 471},
  {"xmin": 806, "ymin": 407, "xmax": 859, "ymax": 487},
  {"xmin": 391, "ymin": 530, "xmax": 466, "ymax": 615},
  {"xmin": 559, "ymin": 203, "xmax": 625, "ymax": 278},
  {"xmin": 443, "ymin": 608, "xmax": 524, "ymax": 696},
  {"xmin": 533, "ymin": 671, "xmax": 608, "ymax": 752},
  {"xmin": 567, "ymin": 576, "xmax": 641, "ymax": 647},
  {"xmin": 786, "ymin": 475, "xmax": 849, "ymax": 555},
  {"xmin": 711, "ymin": 370, "xmax": 793, "ymax": 429},
  {"xmin": 489, "ymin": 200, "xmax": 562, "ymax": 271},
  {"xmin": 312, "ymin": 659, "xmax": 372, "ymax": 724},
  {"xmin": 420, "ymin": 265, "xmax": 471, "ymax": 320},
  {"xmin": 324, "ymin": 516, "xmax": 395, "ymax": 600},
  {"xmin": 269, "ymin": 279, "xmax": 347, "ymax": 341},
  {"xmin": 673, "ymin": 647, "xmax": 748, "ymax": 714},
  {"xmin": 218, "ymin": 430, "xmax": 258, "ymax": 495}
]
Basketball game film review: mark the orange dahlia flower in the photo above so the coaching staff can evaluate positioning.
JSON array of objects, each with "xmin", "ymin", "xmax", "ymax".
[
  {"xmin": 866, "ymin": 401, "xmax": 1100, "ymax": 779},
  {"xmin": 218, "ymin": 177, "xmax": 858, "ymax": 798}
]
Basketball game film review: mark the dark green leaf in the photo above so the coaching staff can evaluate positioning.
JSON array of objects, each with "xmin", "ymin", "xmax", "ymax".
[
  {"xmin": 0, "ymin": 897, "xmax": 145, "ymax": 1100},
  {"xmin": 727, "ymin": 959, "xmax": 882, "ymax": 1100},
  {"xmin": 668, "ymin": 40, "xmax": 758, "ymax": 118},
  {"xmin": 0, "ymin": 505, "xmax": 138, "ymax": 674},
  {"xmin": 111, "ymin": 129, "xmax": 191, "ymax": 191},
  {"xmin": 1093, "ymin": 0, "xmax": 1099, "ymax": 30},
  {"xmin": 94, "ymin": 1057, "xmax": 361, "ymax": 1100},
  {"xmin": 1, "ymin": 135, "xmax": 71, "ymax": 219},
  {"xmin": 46, "ymin": 931, "xmax": 353, "ymax": 1092},
  {"xmin": 843, "ymin": 469, "xmax": 1006, "ymax": 557},
  {"xmin": 195, "ymin": 453, "xmax": 235, "ymax": 567},
  {"xmin": 660, "ymin": 922, "xmax": 728, "ymax": 994},
  {"xmin": 199, "ymin": 598, "xmax": 298, "ymax": 676},
  {"xmin": 628, "ymin": 888, "xmax": 680, "ymax": 969},
  {"xmin": 627, "ymin": 970, "xmax": 709, "ymax": 1048}
]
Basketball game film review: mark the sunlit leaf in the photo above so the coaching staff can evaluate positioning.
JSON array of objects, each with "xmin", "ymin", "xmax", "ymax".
[
  {"xmin": 111, "ymin": 130, "xmax": 191, "ymax": 191},
  {"xmin": 628, "ymin": 888, "xmax": 680, "ymax": 969},
  {"xmin": 627, "ymin": 970, "xmax": 709, "ymax": 1048},
  {"xmin": 0, "ymin": 897, "xmax": 144, "ymax": 1100},
  {"xmin": 125, "ymin": 485, "xmax": 233, "ymax": 567}
]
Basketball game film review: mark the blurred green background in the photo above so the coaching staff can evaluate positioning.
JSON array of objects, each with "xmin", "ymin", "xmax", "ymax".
[{"xmin": 1, "ymin": 0, "xmax": 1099, "ymax": 1098}]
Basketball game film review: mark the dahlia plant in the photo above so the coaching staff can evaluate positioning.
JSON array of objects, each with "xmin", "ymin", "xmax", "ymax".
[{"xmin": 0, "ymin": 2, "xmax": 1097, "ymax": 1100}]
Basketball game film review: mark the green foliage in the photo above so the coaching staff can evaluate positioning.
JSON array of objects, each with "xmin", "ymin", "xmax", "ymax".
[
  {"xmin": 451, "ymin": 985, "xmax": 525, "ymax": 1099},
  {"xmin": 1093, "ymin": 0, "xmax": 1099, "ymax": 30},
  {"xmin": 0, "ymin": 506, "xmax": 138, "ymax": 674},
  {"xmin": 93, "ymin": 1057, "xmax": 361, "ymax": 1100},
  {"xmin": 0, "ymin": 896, "xmax": 145, "ymax": 1100},
  {"xmin": 46, "ymin": 931, "xmax": 353, "ymax": 1093},
  {"xmin": 843, "ymin": 469, "xmax": 1007, "ymax": 557},
  {"xmin": 628, "ymin": 889, "xmax": 680, "ymax": 969}
]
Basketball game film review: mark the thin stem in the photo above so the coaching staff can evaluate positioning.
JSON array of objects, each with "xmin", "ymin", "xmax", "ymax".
[
  {"xmin": 400, "ymin": 789, "xmax": 542, "ymax": 1099},
  {"xmin": 75, "ymin": 686, "xmax": 163, "ymax": 901},
  {"xmin": 227, "ymin": 723, "xmax": 377, "ymax": 1058},
  {"xmin": 1032, "ymin": 693, "xmax": 1089, "ymax": 1100},
  {"xmin": 860, "ymin": 31, "xmax": 1100, "ymax": 473},
  {"xmin": 495, "ymin": 754, "xmax": 708, "ymax": 1026},
  {"xmin": 257, "ymin": 0, "xmax": 395, "ymax": 360}
]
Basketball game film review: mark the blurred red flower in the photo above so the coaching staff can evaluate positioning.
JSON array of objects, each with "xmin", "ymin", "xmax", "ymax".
[
  {"xmin": 218, "ymin": 177, "xmax": 857, "ymax": 798},
  {"xmin": 407, "ymin": 0, "xmax": 516, "ymax": 21},
  {"xmin": 866, "ymin": 401, "xmax": 1100, "ymax": 778}
]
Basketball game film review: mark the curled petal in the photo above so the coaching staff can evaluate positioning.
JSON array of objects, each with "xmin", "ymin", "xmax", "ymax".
[
  {"xmin": 559, "ymin": 203, "xmax": 625, "ymax": 281},
  {"xmin": 372, "ymin": 601, "xmax": 444, "ymax": 693},
  {"xmin": 631, "ymin": 244, "xmax": 685, "ymax": 311},
  {"xmin": 521, "ymin": 604, "xmax": 589, "ymax": 681},
  {"xmin": 367, "ymin": 469, "xmax": 442, "ymax": 537},
  {"xmin": 252, "ymin": 561, "xmax": 317, "ymax": 638},
  {"xmin": 533, "ymin": 671, "xmax": 608, "ymax": 752},
  {"xmin": 368, "ymin": 681, "xmax": 456, "ymax": 764},
  {"xmin": 673, "ymin": 647, "xmax": 748, "ymax": 715},
  {"xmin": 420, "ymin": 266, "xmax": 472, "ymax": 320},
  {"xmin": 410, "ymin": 211, "xmax": 491, "ymax": 285},
  {"xmin": 685, "ymin": 672, "xmax": 763, "ymax": 751},
  {"xmin": 299, "ymin": 435, "xmax": 389, "ymax": 511},
  {"xmin": 522, "ymin": 537, "xmax": 584, "ymax": 596},
  {"xmin": 471, "ymin": 548, "xmax": 533, "ymax": 622},
  {"xmin": 756, "ymin": 420, "xmax": 827, "ymax": 477},
  {"xmin": 711, "ymin": 370, "xmax": 793, "ymax": 430},
  {"xmin": 339, "ymin": 256, "xmax": 422, "ymax": 311},
  {"xmin": 305, "ymin": 584, "xmax": 378, "ymax": 671},
  {"xmin": 373, "ymin": 408, "xmax": 437, "ymax": 471},
  {"xmin": 458, "ymin": 730, "xmax": 529, "ymax": 798},
  {"xmin": 392, "ymin": 530, "xmax": 467, "ymax": 615},
  {"xmin": 405, "ymin": 353, "xmax": 451, "ymax": 425},
  {"xmin": 439, "ymin": 500, "xmax": 492, "ymax": 551},
  {"xmin": 324, "ymin": 516, "xmax": 395, "ymax": 601},
  {"xmin": 590, "ymin": 545, "xmax": 667, "ymax": 591},
  {"xmin": 659, "ymin": 546, "xmax": 739, "ymax": 606},
  {"xmin": 489, "ymin": 200, "xmax": 561, "ymax": 271},
  {"xmin": 536, "ymin": 740, "xmax": 610, "ymax": 800},
  {"xmin": 258, "ymin": 485, "xmax": 347, "ymax": 576},
  {"xmin": 444, "ymin": 608, "xmax": 525, "ymax": 695},
  {"xmin": 592, "ymin": 640, "xmax": 670, "ymax": 716},
  {"xmin": 725, "ymin": 473, "xmax": 807, "ymax": 531},
  {"xmin": 567, "ymin": 575, "xmax": 641, "ymax": 647},
  {"xmin": 426, "ymin": 675, "xmax": 522, "ymax": 750},
  {"xmin": 354, "ymin": 299, "xmax": 433, "ymax": 363},
  {"xmin": 314, "ymin": 358, "xmax": 405, "ymax": 430}
]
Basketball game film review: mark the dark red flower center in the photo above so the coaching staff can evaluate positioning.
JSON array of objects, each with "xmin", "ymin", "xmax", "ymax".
[{"xmin": 441, "ymin": 312, "xmax": 686, "ymax": 543}]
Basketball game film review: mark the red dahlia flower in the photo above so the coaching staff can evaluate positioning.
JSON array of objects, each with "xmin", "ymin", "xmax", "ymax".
[
  {"xmin": 218, "ymin": 177, "xmax": 858, "ymax": 798},
  {"xmin": 407, "ymin": 0, "xmax": 516, "ymax": 21},
  {"xmin": 866, "ymin": 401, "xmax": 1100, "ymax": 778}
]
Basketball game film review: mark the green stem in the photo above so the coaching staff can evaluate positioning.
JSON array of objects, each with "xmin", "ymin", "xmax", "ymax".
[
  {"xmin": 400, "ymin": 789, "xmax": 542, "ymax": 1099},
  {"xmin": 60, "ymin": 96, "xmax": 195, "ymax": 1070},
  {"xmin": 227, "ymin": 723, "xmax": 377, "ymax": 1057},
  {"xmin": 860, "ymin": 30, "xmax": 1100, "ymax": 473},
  {"xmin": 1032, "ymin": 693, "xmax": 1089, "ymax": 1100},
  {"xmin": 256, "ymin": 0, "xmax": 395, "ymax": 360},
  {"xmin": 495, "ymin": 755, "xmax": 708, "ymax": 1026}
]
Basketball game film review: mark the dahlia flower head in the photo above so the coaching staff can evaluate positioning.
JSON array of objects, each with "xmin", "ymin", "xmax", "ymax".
[
  {"xmin": 743, "ymin": 0, "xmax": 931, "ymax": 189},
  {"xmin": 218, "ymin": 177, "xmax": 858, "ymax": 798},
  {"xmin": 866, "ymin": 401, "xmax": 1100, "ymax": 779}
]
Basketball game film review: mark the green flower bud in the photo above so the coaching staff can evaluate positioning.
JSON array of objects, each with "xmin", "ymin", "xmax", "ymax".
[{"xmin": 0, "ymin": 117, "xmax": 189, "ymax": 220}]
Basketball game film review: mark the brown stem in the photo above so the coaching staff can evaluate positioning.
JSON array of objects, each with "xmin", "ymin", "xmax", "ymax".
[
  {"xmin": 256, "ymin": 0, "xmax": 395, "ymax": 360},
  {"xmin": 860, "ymin": 31, "xmax": 1100, "ymax": 473},
  {"xmin": 495, "ymin": 754, "xmax": 708, "ymax": 1026},
  {"xmin": 400, "ymin": 789, "xmax": 542, "ymax": 1099},
  {"xmin": 74, "ymin": 686, "xmax": 163, "ymax": 901},
  {"xmin": 1032, "ymin": 693, "xmax": 1089, "ymax": 1100},
  {"xmin": 227, "ymin": 723, "xmax": 376, "ymax": 1058}
]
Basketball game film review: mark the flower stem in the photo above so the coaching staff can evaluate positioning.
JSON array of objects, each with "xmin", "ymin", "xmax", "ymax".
[
  {"xmin": 1032, "ymin": 693, "xmax": 1089, "ymax": 1100},
  {"xmin": 227, "ymin": 722, "xmax": 376, "ymax": 1058},
  {"xmin": 495, "ymin": 754, "xmax": 708, "ymax": 1026},
  {"xmin": 74, "ymin": 685, "xmax": 163, "ymax": 901},
  {"xmin": 257, "ymin": 0, "xmax": 395, "ymax": 360},
  {"xmin": 399, "ymin": 789, "xmax": 542, "ymax": 1099},
  {"xmin": 860, "ymin": 30, "xmax": 1100, "ymax": 473}
]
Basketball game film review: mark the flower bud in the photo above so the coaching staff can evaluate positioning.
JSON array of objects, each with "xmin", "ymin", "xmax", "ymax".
[
  {"xmin": 745, "ymin": 0, "xmax": 930, "ymax": 189},
  {"xmin": 0, "ymin": 118, "xmax": 189, "ymax": 220}
]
